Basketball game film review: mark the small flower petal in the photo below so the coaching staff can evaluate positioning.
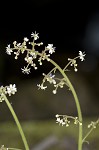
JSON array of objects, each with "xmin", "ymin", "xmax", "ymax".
[
  {"xmin": 21, "ymin": 67, "xmax": 31, "ymax": 74},
  {"xmin": 6, "ymin": 84, "xmax": 17, "ymax": 96},
  {"xmin": 79, "ymin": 51, "xmax": 86, "ymax": 61},
  {"xmin": 37, "ymin": 84, "xmax": 47, "ymax": 90},
  {"xmin": 6, "ymin": 44, "xmax": 13, "ymax": 55},
  {"xmin": 46, "ymin": 44, "xmax": 55, "ymax": 54},
  {"xmin": 31, "ymin": 31, "xmax": 39, "ymax": 40}
]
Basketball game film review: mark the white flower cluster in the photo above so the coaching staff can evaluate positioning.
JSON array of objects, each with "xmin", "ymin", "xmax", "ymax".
[
  {"xmin": 67, "ymin": 51, "xmax": 86, "ymax": 72},
  {"xmin": 79, "ymin": 51, "xmax": 86, "ymax": 61},
  {"xmin": 6, "ymin": 31, "xmax": 55, "ymax": 74},
  {"xmin": 37, "ymin": 72, "xmax": 67, "ymax": 94},
  {"xmin": 68, "ymin": 58, "xmax": 78, "ymax": 72},
  {"xmin": 37, "ymin": 73, "xmax": 56, "ymax": 91},
  {"xmin": 0, "ymin": 84, "xmax": 17, "ymax": 102},
  {"xmin": 88, "ymin": 119, "xmax": 99, "ymax": 129},
  {"xmin": 55, "ymin": 114, "xmax": 82, "ymax": 127},
  {"xmin": 36, "ymin": 50, "xmax": 86, "ymax": 93},
  {"xmin": 0, "ymin": 145, "xmax": 8, "ymax": 150}
]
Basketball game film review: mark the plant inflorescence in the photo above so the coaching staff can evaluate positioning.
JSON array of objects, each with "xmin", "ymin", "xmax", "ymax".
[{"xmin": 0, "ymin": 31, "xmax": 98, "ymax": 150}]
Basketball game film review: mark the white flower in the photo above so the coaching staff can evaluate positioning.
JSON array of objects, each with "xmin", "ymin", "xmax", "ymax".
[
  {"xmin": 46, "ymin": 44, "xmax": 55, "ymax": 54},
  {"xmin": 37, "ymin": 84, "xmax": 47, "ymax": 90},
  {"xmin": 56, "ymin": 117, "xmax": 61, "ymax": 123},
  {"xmin": 25, "ymin": 56, "xmax": 33, "ymax": 65},
  {"xmin": 14, "ymin": 51, "xmax": 20, "ymax": 59},
  {"xmin": 6, "ymin": 44, "xmax": 13, "ymax": 55},
  {"xmin": 74, "ymin": 68, "xmax": 78, "ymax": 72},
  {"xmin": 30, "ymin": 52, "xmax": 37, "ymax": 58},
  {"xmin": 0, "ymin": 145, "xmax": 8, "ymax": 150},
  {"xmin": 17, "ymin": 43, "xmax": 21, "ymax": 48},
  {"xmin": 24, "ymin": 37, "xmax": 29, "ymax": 42},
  {"xmin": 46, "ymin": 74, "xmax": 56, "ymax": 84},
  {"xmin": 31, "ymin": 31, "xmax": 39, "ymax": 40},
  {"xmin": 55, "ymin": 114, "xmax": 59, "ymax": 118},
  {"xmin": 79, "ymin": 51, "xmax": 86, "ymax": 61},
  {"xmin": 66, "ymin": 124, "xmax": 69, "ymax": 127},
  {"xmin": 68, "ymin": 58, "xmax": 78, "ymax": 72},
  {"xmin": 0, "ymin": 93, "xmax": 5, "ymax": 102},
  {"xmin": 32, "ymin": 63, "xmax": 38, "ymax": 70},
  {"xmin": 53, "ymin": 89, "xmax": 57, "ymax": 94},
  {"xmin": 6, "ymin": 84, "xmax": 17, "ymax": 96},
  {"xmin": 56, "ymin": 118, "xmax": 65, "ymax": 126},
  {"xmin": 21, "ymin": 67, "xmax": 31, "ymax": 74}
]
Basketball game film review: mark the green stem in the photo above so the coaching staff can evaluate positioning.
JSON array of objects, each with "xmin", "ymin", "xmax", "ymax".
[
  {"xmin": 82, "ymin": 128, "xmax": 93, "ymax": 143},
  {"xmin": 82, "ymin": 118, "xmax": 99, "ymax": 143},
  {"xmin": 50, "ymin": 59, "xmax": 83, "ymax": 150},
  {"xmin": 2, "ymin": 94, "xmax": 29, "ymax": 150}
]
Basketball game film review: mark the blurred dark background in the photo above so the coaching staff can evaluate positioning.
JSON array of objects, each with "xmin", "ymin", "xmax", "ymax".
[{"xmin": 0, "ymin": 0, "xmax": 99, "ymax": 121}]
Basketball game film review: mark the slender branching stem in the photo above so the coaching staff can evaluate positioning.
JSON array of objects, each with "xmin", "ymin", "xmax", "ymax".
[
  {"xmin": 49, "ymin": 59, "xmax": 83, "ymax": 150},
  {"xmin": 5, "ymin": 42, "xmax": 84, "ymax": 150},
  {"xmin": 82, "ymin": 118, "xmax": 99, "ymax": 143},
  {"xmin": 82, "ymin": 128, "xmax": 93, "ymax": 143},
  {"xmin": 2, "ymin": 93, "xmax": 29, "ymax": 150}
]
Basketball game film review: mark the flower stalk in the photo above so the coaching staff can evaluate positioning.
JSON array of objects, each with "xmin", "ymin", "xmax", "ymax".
[
  {"xmin": 1, "ymin": 92, "xmax": 29, "ymax": 150},
  {"xmin": 49, "ymin": 59, "xmax": 83, "ymax": 150},
  {"xmin": 82, "ymin": 118, "xmax": 99, "ymax": 143},
  {"xmin": 5, "ymin": 31, "xmax": 99, "ymax": 150}
]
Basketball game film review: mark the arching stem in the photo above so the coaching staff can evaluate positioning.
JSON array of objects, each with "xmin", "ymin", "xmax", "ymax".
[{"xmin": 50, "ymin": 59, "xmax": 83, "ymax": 150}]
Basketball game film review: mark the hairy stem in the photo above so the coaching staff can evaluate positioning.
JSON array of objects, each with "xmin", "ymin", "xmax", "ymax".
[
  {"xmin": 2, "ymin": 93, "xmax": 29, "ymax": 150},
  {"xmin": 50, "ymin": 59, "xmax": 83, "ymax": 150}
]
